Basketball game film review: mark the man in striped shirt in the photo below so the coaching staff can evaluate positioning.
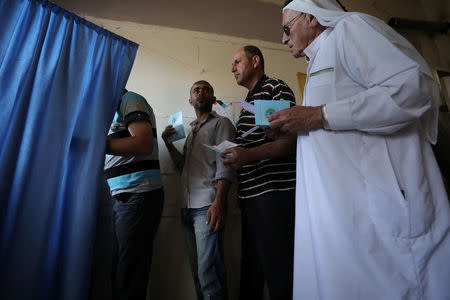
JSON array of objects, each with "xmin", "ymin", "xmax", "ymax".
[
  {"xmin": 222, "ymin": 45, "xmax": 297, "ymax": 299},
  {"xmin": 104, "ymin": 90, "xmax": 163, "ymax": 300}
]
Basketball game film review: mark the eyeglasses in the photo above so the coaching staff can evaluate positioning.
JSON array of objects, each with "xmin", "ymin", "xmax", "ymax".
[{"xmin": 282, "ymin": 13, "xmax": 304, "ymax": 36}]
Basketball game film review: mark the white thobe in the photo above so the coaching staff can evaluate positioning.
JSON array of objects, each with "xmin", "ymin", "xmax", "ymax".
[{"xmin": 294, "ymin": 14, "xmax": 450, "ymax": 300}]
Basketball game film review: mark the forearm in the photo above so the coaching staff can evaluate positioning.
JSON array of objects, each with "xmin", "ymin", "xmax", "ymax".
[
  {"xmin": 214, "ymin": 179, "xmax": 231, "ymax": 207},
  {"xmin": 326, "ymin": 72, "xmax": 433, "ymax": 134},
  {"xmin": 246, "ymin": 135, "xmax": 296, "ymax": 161},
  {"xmin": 106, "ymin": 136, "xmax": 153, "ymax": 156},
  {"xmin": 163, "ymin": 140, "xmax": 184, "ymax": 171}
]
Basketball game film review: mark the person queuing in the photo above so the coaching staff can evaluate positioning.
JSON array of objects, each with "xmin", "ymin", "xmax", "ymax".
[
  {"xmin": 269, "ymin": 0, "xmax": 450, "ymax": 299},
  {"xmin": 222, "ymin": 45, "xmax": 297, "ymax": 299},
  {"xmin": 105, "ymin": 90, "xmax": 164, "ymax": 300},
  {"xmin": 162, "ymin": 80, "xmax": 236, "ymax": 300}
]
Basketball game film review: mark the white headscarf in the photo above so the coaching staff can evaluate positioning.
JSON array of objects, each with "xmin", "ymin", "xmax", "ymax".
[
  {"xmin": 283, "ymin": 0, "xmax": 349, "ymax": 27},
  {"xmin": 283, "ymin": 0, "xmax": 439, "ymax": 144}
]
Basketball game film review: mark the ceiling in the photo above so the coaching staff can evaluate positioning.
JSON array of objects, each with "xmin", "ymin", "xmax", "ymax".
[{"xmin": 53, "ymin": 0, "xmax": 449, "ymax": 44}]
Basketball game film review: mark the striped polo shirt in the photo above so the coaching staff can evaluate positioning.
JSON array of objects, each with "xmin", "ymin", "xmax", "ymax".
[
  {"xmin": 104, "ymin": 91, "xmax": 162, "ymax": 196},
  {"xmin": 236, "ymin": 75, "xmax": 296, "ymax": 199}
]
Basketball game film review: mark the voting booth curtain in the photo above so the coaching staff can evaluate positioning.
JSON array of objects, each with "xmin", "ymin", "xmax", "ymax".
[{"xmin": 0, "ymin": 1, "xmax": 138, "ymax": 299}]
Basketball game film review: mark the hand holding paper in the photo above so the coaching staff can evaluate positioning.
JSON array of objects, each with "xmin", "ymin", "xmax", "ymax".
[
  {"xmin": 166, "ymin": 111, "xmax": 186, "ymax": 143},
  {"xmin": 203, "ymin": 140, "xmax": 238, "ymax": 157}
]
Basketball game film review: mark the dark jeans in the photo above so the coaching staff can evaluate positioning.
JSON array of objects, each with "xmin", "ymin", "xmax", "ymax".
[
  {"xmin": 239, "ymin": 190, "xmax": 295, "ymax": 300},
  {"xmin": 181, "ymin": 206, "xmax": 228, "ymax": 300},
  {"xmin": 111, "ymin": 189, "xmax": 164, "ymax": 300}
]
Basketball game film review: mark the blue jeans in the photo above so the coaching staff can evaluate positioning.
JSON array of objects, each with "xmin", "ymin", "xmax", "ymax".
[
  {"xmin": 181, "ymin": 206, "xmax": 228, "ymax": 300},
  {"xmin": 111, "ymin": 189, "xmax": 164, "ymax": 300}
]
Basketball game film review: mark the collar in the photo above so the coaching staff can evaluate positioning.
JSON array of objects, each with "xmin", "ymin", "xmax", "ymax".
[
  {"xmin": 189, "ymin": 111, "xmax": 219, "ymax": 127},
  {"xmin": 303, "ymin": 27, "xmax": 333, "ymax": 62},
  {"xmin": 247, "ymin": 74, "xmax": 268, "ymax": 99}
]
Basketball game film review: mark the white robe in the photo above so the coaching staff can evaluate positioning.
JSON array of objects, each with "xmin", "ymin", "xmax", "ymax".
[{"xmin": 294, "ymin": 14, "xmax": 450, "ymax": 300}]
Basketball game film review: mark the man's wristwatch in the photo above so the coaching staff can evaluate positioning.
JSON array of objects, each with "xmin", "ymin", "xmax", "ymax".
[{"xmin": 320, "ymin": 105, "xmax": 331, "ymax": 130}]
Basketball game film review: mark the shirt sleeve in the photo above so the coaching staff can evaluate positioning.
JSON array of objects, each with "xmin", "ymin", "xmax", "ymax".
[
  {"xmin": 272, "ymin": 80, "xmax": 296, "ymax": 107},
  {"xmin": 214, "ymin": 117, "xmax": 236, "ymax": 182},
  {"xmin": 326, "ymin": 15, "xmax": 436, "ymax": 135},
  {"xmin": 120, "ymin": 93, "xmax": 152, "ymax": 126},
  {"xmin": 172, "ymin": 148, "xmax": 185, "ymax": 173}
]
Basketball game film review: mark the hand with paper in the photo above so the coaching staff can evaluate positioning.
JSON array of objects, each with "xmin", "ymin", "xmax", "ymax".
[
  {"xmin": 164, "ymin": 111, "xmax": 186, "ymax": 143},
  {"xmin": 268, "ymin": 105, "xmax": 322, "ymax": 134},
  {"xmin": 203, "ymin": 140, "xmax": 238, "ymax": 158}
]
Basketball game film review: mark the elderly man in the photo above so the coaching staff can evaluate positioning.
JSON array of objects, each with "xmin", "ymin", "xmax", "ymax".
[{"xmin": 269, "ymin": 0, "xmax": 450, "ymax": 299}]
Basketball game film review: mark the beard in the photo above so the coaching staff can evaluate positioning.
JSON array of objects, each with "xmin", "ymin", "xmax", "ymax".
[{"xmin": 194, "ymin": 96, "xmax": 213, "ymax": 112}]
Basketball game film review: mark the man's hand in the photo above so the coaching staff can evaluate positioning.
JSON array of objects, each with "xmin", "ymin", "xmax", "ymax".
[
  {"xmin": 269, "ymin": 106, "xmax": 323, "ymax": 134},
  {"xmin": 221, "ymin": 147, "xmax": 250, "ymax": 170},
  {"xmin": 206, "ymin": 199, "xmax": 226, "ymax": 232},
  {"xmin": 161, "ymin": 125, "xmax": 175, "ymax": 144}
]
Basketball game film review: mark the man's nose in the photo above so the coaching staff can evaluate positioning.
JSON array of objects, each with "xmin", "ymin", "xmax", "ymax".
[{"xmin": 231, "ymin": 64, "xmax": 236, "ymax": 73}]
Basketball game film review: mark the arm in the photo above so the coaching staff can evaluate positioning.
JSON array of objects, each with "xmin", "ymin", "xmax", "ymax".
[
  {"xmin": 206, "ymin": 179, "xmax": 231, "ymax": 232},
  {"xmin": 106, "ymin": 120, "xmax": 154, "ymax": 156},
  {"xmin": 161, "ymin": 125, "xmax": 185, "ymax": 172},
  {"xmin": 270, "ymin": 16, "xmax": 437, "ymax": 138},
  {"xmin": 206, "ymin": 117, "xmax": 236, "ymax": 231},
  {"xmin": 327, "ymin": 15, "xmax": 436, "ymax": 135},
  {"xmin": 221, "ymin": 135, "xmax": 296, "ymax": 170}
]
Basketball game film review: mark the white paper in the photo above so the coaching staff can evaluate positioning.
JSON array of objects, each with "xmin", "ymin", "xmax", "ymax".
[{"xmin": 202, "ymin": 140, "xmax": 238, "ymax": 156}]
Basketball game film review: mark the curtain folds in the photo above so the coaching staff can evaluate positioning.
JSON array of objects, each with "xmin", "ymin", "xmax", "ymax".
[{"xmin": 0, "ymin": 1, "xmax": 138, "ymax": 299}]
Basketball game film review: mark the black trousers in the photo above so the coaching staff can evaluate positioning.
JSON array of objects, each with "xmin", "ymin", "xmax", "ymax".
[
  {"xmin": 239, "ymin": 190, "xmax": 295, "ymax": 300},
  {"xmin": 111, "ymin": 189, "xmax": 164, "ymax": 300}
]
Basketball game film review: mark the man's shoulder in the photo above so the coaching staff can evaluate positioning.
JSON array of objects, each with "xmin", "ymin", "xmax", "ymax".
[
  {"xmin": 263, "ymin": 76, "xmax": 286, "ymax": 85},
  {"xmin": 121, "ymin": 91, "xmax": 153, "ymax": 116},
  {"xmin": 262, "ymin": 77, "xmax": 291, "ymax": 90},
  {"xmin": 123, "ymin": 91, "xmax": 146, "ymax": 101},
  {"xmin": 334, "ymin": 13, "xmax": 382, "ymax": 35},
  {"xmin": 210, "ymin": 112, "xmax": 234, "ymax": 128}
]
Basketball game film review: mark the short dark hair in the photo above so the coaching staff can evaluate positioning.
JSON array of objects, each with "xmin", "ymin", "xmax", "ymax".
[
  {"xmin": 190, "ymin": 80, "xmax": 214, "ymax": 96},
  {"xmin": 243, "ymin": 45, "xmax": 264, "ymax": 71}
]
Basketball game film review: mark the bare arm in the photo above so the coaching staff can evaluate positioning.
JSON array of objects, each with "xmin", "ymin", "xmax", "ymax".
[
  {"xmin": 221, "ymin": 134, "xmax": 296, "ymax": 170},
  {"xmin": 161, "ymin": 125, "xmax": 184, "ymax": 171},
  {"xmin": 106, "ymin": 120, "xmax": 154, "ymax": 156},
  {"xmin": 206, "ymin": 179, "xmax": 231, "ymax": 232}
]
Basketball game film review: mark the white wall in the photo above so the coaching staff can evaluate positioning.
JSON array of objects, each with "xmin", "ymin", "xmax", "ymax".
[{"xmin": 88, "ymin": 16, "xmax": 307, "ymax": 300}]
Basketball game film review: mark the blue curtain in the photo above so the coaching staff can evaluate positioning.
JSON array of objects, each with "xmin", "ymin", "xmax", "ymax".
[{"xmin": 0, "ymin": 1, "xmax": 138, "ymax": 299}]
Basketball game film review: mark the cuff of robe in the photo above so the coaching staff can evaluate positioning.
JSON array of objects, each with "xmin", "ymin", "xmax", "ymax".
[{"xmin": 325, "ymin": 100, "xmax": 355, "ymax": 130}]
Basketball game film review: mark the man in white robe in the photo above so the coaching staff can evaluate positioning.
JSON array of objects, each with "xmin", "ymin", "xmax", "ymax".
[{"xmin": 269, "ymin": 0, "xmax": 450, "ymax": 299}]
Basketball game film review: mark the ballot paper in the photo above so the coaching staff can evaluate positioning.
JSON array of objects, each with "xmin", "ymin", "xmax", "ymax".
[
  {"xmin": 202, "ymin": 140, "xmax": 238, "ymax": 157},
  {"xmin": 167, "ymin": 111, "xmax": 186, "ymax": 143},
  {"xmin": 254, "ymin": 100, "xmax": 290, "ymax": 128}
]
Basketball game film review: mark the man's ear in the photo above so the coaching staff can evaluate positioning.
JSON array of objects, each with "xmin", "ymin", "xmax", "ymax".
[{"xmin": 252, "ymin": 55, "xmax": 260, "ymax": 69}]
